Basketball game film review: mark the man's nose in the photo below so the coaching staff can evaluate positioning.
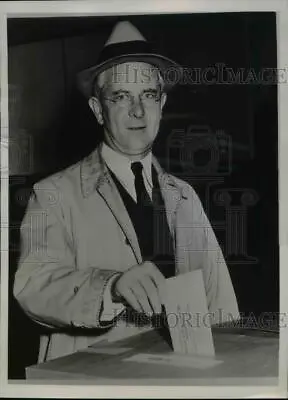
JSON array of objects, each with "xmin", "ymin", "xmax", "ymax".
[{"xmin": 129, "ymin": 97, "xmax": 145, "ymax": 118}]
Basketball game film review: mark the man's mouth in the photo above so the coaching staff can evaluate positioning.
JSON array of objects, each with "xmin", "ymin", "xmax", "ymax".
[{"xmin": 127, "ymin": 126, "xmax": 146, "ymax": 131}]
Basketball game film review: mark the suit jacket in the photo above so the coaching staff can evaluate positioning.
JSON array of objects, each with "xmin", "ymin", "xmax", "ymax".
[{"xmin": 14, "ymin": 143, "xmax": 239, "ymax": 362}]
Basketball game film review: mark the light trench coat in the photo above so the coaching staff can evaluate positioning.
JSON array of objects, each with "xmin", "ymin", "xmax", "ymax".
[{"xmin": 14, "ymin": 144, "xmax": 239, "ymax": 363}]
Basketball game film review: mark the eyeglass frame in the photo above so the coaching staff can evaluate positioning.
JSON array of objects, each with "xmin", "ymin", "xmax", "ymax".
[{"xmin": 99, "ymin": 87, "xmax": 164, "ymax": 108}]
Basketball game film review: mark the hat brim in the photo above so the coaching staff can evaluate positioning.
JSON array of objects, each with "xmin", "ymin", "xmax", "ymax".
[{"xmin": 77, "ymin": 53, "xmax": 183, "ymax": 99}]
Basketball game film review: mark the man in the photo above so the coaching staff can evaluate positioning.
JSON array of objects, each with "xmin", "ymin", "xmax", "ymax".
[{"xmin": 14, "ymin": 21, "xmax": 239, "ymax": 363}]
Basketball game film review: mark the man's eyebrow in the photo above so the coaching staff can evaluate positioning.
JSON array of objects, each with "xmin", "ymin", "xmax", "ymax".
[
  {"xmin": 110, "ymin": 89, "xmax": 130, "ymax": 95},
  {"xmin": 108, "ymin": 88, "xmax": 159, "ymax": 97},
  {"xmin": 142, "ymin": 88, "xmax": 158, "ymax": 93}
]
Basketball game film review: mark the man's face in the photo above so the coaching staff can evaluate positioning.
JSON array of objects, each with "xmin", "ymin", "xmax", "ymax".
[{"xmin": 89, "ymin": 61, "xmax": 167, "ymax": 157}]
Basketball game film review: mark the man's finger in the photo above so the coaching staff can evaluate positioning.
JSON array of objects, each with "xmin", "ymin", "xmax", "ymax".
[
  {"xmin": 121, "ymin": 287, "xmax": 142, "ymax": 314},
  {"xmin": 131, "ymin": 282, "xmax": 153, "ymax": 316},
  {"xmin": 146, "ymin": 262, "xmax": 166, "ymax": 290},
  {"xmin": 140, "ymin": 276, "xmax": 162, "ymax": 314}
]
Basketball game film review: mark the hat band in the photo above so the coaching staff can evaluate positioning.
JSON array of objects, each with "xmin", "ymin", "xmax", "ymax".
[{"xmin": 97, "ymin": 40, "xmax": 155, "ymax": 65}]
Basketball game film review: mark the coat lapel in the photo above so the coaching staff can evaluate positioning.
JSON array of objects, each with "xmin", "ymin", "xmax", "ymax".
[
  {"xmin": 152, "ymin": 156, "xmax": 185, "ymax": 237},
  {"xmin": 80, "ymin": 145, "xmax": 142, "ymax": 264},
  {"xmin": 97, "ymin": 176, "xmax": 143, "ymax": 264},
  {"xmin": 80, "ymin": 145, "xmax": 186, "ymax": 265}
]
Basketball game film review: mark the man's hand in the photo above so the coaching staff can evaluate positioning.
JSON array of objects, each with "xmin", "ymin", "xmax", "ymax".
[{"xmin": 112, "ymin": 262, "xmax": 165, "ymax": 316}]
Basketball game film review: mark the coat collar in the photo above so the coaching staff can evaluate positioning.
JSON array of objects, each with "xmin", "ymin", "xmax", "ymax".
[
  {"xmin": 80, "ymin": 143, "xmax": 188, "ymax": 264},
  {"xmin": 80, "ymin": 143, "xmax": 187, "ymax": 199}
]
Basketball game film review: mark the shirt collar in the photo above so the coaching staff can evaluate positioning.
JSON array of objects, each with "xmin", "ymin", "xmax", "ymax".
[
  {"xmin": 101, "ymin": 142, "xmax": 153, "ymax": 187},
  {"xmin": 80, "ymin": 143, "xmax": 184, "ymax": 198}
]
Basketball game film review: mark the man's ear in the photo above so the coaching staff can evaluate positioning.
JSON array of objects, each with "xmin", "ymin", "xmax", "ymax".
[
  {"xmin": 160, "ymin": 92, "xmax": 167, "ymax": 111},
  {"xmin": 88, "ymin": 96, "xmax": 104, "ymax": 125}
]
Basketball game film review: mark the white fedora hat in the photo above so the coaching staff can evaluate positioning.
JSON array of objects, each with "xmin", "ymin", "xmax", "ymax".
[{"xmin": 77, "ymin": 20, "xmax": 183, "ymax": 99}]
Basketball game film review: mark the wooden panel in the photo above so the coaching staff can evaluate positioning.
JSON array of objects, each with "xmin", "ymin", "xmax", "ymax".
[
  {"xmin": 8, "ymin": 39, "xmax": 65, "ymax": 174},
  {"xmin": 8, "ymin": 39, "xmax": 65, "ymax": 130}
]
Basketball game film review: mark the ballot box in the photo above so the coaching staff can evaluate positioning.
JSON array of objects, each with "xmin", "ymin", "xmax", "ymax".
[{"xmin": 25, "ymin": 327, "xmax": 279, "ymax": 385}]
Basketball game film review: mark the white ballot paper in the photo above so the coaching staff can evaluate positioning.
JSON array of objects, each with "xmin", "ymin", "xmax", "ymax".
[{"xmin": 159, "ymin": 269, "xmax": 215, "ymax": 357}]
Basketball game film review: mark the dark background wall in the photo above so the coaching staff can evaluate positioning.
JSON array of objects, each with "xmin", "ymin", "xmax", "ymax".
[{"xmin": 7, "ymin": 13, "xmax": 278, "ymax": 378}]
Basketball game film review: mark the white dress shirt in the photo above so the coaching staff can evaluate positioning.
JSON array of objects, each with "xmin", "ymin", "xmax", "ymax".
[
  {"xmin": 100, "ymin": 143, "xmax": 153, "ymax": 321},
  {"xmin": 102, "ymin": 142, "xmax": 153, "ymax": 202}
]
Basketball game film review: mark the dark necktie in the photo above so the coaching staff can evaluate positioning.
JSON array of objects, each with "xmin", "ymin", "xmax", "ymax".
[{"xmin": 131, "ymin": 161, "xmax": 152, "ymax": 207}]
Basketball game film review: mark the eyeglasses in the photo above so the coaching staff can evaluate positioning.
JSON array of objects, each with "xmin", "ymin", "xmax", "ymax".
[{"xmin": 102, "ymin": 90, "xmax": 162, "ymax": 108}]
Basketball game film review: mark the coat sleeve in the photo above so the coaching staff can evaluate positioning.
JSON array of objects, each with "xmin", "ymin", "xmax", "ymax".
[
  {"xmin": 188, "ymin": 186, "xmax": 240, "ymax": 325},
  {"xmin": 13, "ymin": 178, "xmax": 120, "ymax": 330}
]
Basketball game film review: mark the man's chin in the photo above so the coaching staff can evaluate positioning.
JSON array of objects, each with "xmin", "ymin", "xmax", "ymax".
[
  {"xmin": 127, "ymin": 145, "xmax": 153, "ymax": 156},
  {"xmin": 123, "ymin": 141, "xmax": 153, "ymax": 155}
]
